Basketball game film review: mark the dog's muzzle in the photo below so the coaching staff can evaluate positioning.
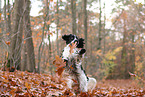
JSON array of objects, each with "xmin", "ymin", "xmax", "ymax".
[{"xmin": 74, "ymin": 40, "xmax": 78, "ymax": 44}]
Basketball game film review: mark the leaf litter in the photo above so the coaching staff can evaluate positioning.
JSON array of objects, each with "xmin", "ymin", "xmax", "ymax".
[{"xmin": 0, "ymin": 70, "xmax": 145, "ymax": 97}]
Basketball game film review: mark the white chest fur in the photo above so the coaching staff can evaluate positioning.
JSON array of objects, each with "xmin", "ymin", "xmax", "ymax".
[{"xmin": 62, "ymin": 45, "xmax": 78, "ymax": 60}]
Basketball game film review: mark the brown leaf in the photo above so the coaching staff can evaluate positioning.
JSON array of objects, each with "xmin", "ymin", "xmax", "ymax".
[
  {"xmin": 72, "ymin": 79, "xmax": 77, "ymax": 83},
  {"xmin": 79, "ymin": 92, "xmax": 88, "ymax": 97},
  {"xmin": 69, "ymin": 42, "xmax": 77, "ymax": 54},
  {"xmin": 53, "ymin": 55, "xmax": 66, "ymax": 76},
  {"xmin": 25, "ymin": 82, "xmax": 31, "ymax": 89},
  {"xmin": 56, "ymin": 67, "xmax": 65, "ymax": 76},
  {"xmin": 63, "ymin": 89, "xmax": 74, "ymax": 96},
  {"xmin": 50, "ymin": 83, "xmax": 58, "ymax": 89},
  {"xmin": 15, "ymin": 87, "xmax": 23, "ymax": 93}
]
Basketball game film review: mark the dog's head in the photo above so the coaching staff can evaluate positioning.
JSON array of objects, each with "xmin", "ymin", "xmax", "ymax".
[
  {"xmin": 61, "ymin": 34, "xmax": 86, "ymax": 62},
  {"xmin": 62, "ymin": 34, "xmax": 85, "ymax": 48}
]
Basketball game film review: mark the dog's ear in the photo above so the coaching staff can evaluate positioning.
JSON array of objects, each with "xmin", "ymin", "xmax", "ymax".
[
  {"xmin": 77, "ymin": 38, "xmax": 85, "ymax": 48},
  {"xmin": 62, "ymin": 34, "xmax": 70, "ymax": 41},
  {"xmin": 79, "ymin": 49, "xmax": 86, "ymax": 55}
]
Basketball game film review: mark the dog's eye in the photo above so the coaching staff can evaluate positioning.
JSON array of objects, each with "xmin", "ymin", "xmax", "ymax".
[{"xmin": 71, "ymin": 36, "xmax": 74, "ymax": 40}]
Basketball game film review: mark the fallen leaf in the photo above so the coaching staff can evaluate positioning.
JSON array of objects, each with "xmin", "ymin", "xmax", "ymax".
[{"xmin": 25, "ymin": 82, "xmax": 31, "ymax": 89}]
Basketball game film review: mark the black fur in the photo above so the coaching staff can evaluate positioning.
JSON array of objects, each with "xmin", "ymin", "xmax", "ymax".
[
  {"xmin": 62, "ymin": 34, "xmax": 78, "ymax": 44},
  {"xmin": 79, "ymin": 49, "xmax": 86, "ymax": 55},
  {"xmin": 81, "ymin": 65, "xmax": 89, "ymax": 81},
  {"xmin": 61, "ymin": 34, "xmax": 93, "ymax": 92},
  {"xmin": 77, "ymin": 38, "xmax": 85, "ymax": 48},
  {"xmin": 62, "ymin": 34, "xmax": 85, "ymax": 48}
]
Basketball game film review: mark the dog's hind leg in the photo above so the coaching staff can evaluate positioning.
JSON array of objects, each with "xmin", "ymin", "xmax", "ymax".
[{"xmin": 66, "ymin": 77, "xmax": 73, "ymax": 89}]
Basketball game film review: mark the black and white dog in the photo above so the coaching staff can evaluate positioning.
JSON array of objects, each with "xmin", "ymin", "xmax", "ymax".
[{"xmin": 61, "ymin": 34, "xmax": 96, "ymax": 92}]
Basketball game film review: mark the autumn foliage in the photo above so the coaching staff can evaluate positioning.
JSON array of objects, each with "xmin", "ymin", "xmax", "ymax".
[{"xmin": 0, "ymin": 70, "xmax": 145, "ymax": 96}]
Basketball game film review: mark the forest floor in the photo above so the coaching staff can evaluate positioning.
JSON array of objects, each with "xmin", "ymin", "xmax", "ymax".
[{"xmin": 0, "ymin": 70, "xmax": 145, "ymax": 97}]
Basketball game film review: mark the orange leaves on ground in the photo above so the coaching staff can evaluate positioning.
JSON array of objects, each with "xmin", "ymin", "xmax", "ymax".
[
  {"xmin": 25, "ymin": 82, "xmax": 31, "ymax": 89},
  {"xmin": 53, "ymin": 55, "xmax": 66, "ymax": 76},
  {"xmin": 69, "ymin": 42, "xmax": 77, "ymax": 54},
  {"xmin": 0, "ymin": 71, "xmax": 145, "ymax": 96},
  {"xmin": 96, "ymin": 80, "xmax": 145, "ymax": 97},
  {"xmin": 0, "ymin": 71, "xmax": 59, "ymax": 96},
  {"xmin": 79, "ymin": 92, "xmax": 88, "ymax": 97},
  {"xmin": 63, "ymin": 89, "xmax": 74, "ymax": 96}
]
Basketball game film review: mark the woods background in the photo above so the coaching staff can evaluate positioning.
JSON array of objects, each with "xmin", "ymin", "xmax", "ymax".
[{"xmin": 0, "ymin": 0, "xmax": 145, "ymax": 80}]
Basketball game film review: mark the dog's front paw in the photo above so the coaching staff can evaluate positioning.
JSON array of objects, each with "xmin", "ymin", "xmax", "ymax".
[
  {"xmin": 79, "ymin": 49, "xmax": 86, "ymax": 55},
  {"xmin": 63, "ymin": 59, "xmax": 68, "ymax": 66}
]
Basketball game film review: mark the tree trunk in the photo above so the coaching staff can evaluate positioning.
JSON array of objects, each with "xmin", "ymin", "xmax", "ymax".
[
  {"xmin": 97, "ymin": 0, "xmax": 102, "ymax": 50},
  {"xmin": 45, "ymin": 0, "xmax": 52, "ymax": 74},
  {"xmin": 24, "ymin": 0, "xmax": 36, "ymax": 72},
  {"xmin": 37, "ymin": 6, "xmax": 47, "ymax": 73},
  {"xmin": 130, "ymin": 30, "xmax": 135, "ymax": 74},
  {"xmin": 7, "ymin": 0, "xmax": 11, "ymax": 39},
  {"xmin": 10, "ymin": 0, "xmax": 24, "ymax": 70},
  {"xmin": 121, "ymin": 13, "xmax": 128, "ymax": 79},
  {"xmin": 103, "ymin": 2, "xmax": 106, "ymax": 54},
  {"xmin": 56, "ymin": 0, "xmax": 59, "ymax": 55},
  {"xmin": 83, "ymin": 0, "xmax": 88, "ymax": 70},
  {"xmin": 4, "ymin": 0, "xmax": 7, "ymax": 34},
  {"xmin": 48, "ymin": 35, "xmax": 52, "ymax": 74},
  {"xmin": 21, "ymin": 43, "xmax": 27, "ymax": 71},
  {"xmin": 71, "ymin": 0, "xmax": 76, "ymax": 35},
  {"xmin": 0, "ymin": 0, "xmax": 1, "ymax": 30},
  {"xmin": 0, "ymin": 0, "xmax": 1, "ymax": 34}
]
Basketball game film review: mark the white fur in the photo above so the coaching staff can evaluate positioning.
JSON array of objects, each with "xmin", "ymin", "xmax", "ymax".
[
  {"xmin": 87, "ymin": 77, "xmax": 97, "ymax": 92},
  {"xmin": 66, "ymin": 76, "xmax": 73, "ymax": 89},
  {"xmin": 62, "ymin": 45, "xmax": 70, "ymax": 60},
  {"xmin": 62, "ymin": 35, "xmax": 97, "ymax": 92},
  {"xmin": 76, "ymin": 62, "xmax": 97, "ymax": 92},
  {"xmin": 62, "ymin": 44, "xmax": 79, "ymax": 60},
  {"xmin": 76, "ymin": 62, "xmax": 88, "ymax": 92}
]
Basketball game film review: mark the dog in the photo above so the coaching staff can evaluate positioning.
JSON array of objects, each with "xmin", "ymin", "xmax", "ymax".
[{"xmin": 61, "ymin": 34, "xmax": 97, "ymax": 92}]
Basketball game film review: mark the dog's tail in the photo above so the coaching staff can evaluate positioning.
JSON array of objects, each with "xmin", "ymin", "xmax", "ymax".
[{"xmin": 87, "ymin": 77, "xmax": 97, "ymax": 91}]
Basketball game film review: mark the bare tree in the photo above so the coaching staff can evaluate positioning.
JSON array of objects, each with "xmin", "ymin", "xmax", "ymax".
[
  {"xmin": 45, "ymin": 0, "xmax": 52, "ymax": 74},
  {"xmin": 83, "ymin": 0, "xmax": 88, "ymax": 70},
  {"xmin": 97, "ymin": 0, "xmax": 102, "ymax": 50},
  {"xmin": 7, "ymin": 0, "xmax": 11, "ymax": 39},
  {"xmin": 0, "ymin": 0, "xmax": 1, "ymax": 33},
  {"xmin": 10, "ymin": 0, "xmax": 24, "ymax": 70},
  {"xmin": 71, "ymin": 0, "xmax": 77, "ymax": 34},
  {"xmin": 23, "ymin": 0, "xmax": 36, "ymax": 72},
  {"xmin": 56, "ymin": 0, "xmax": 59, "ymax": 55}
]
